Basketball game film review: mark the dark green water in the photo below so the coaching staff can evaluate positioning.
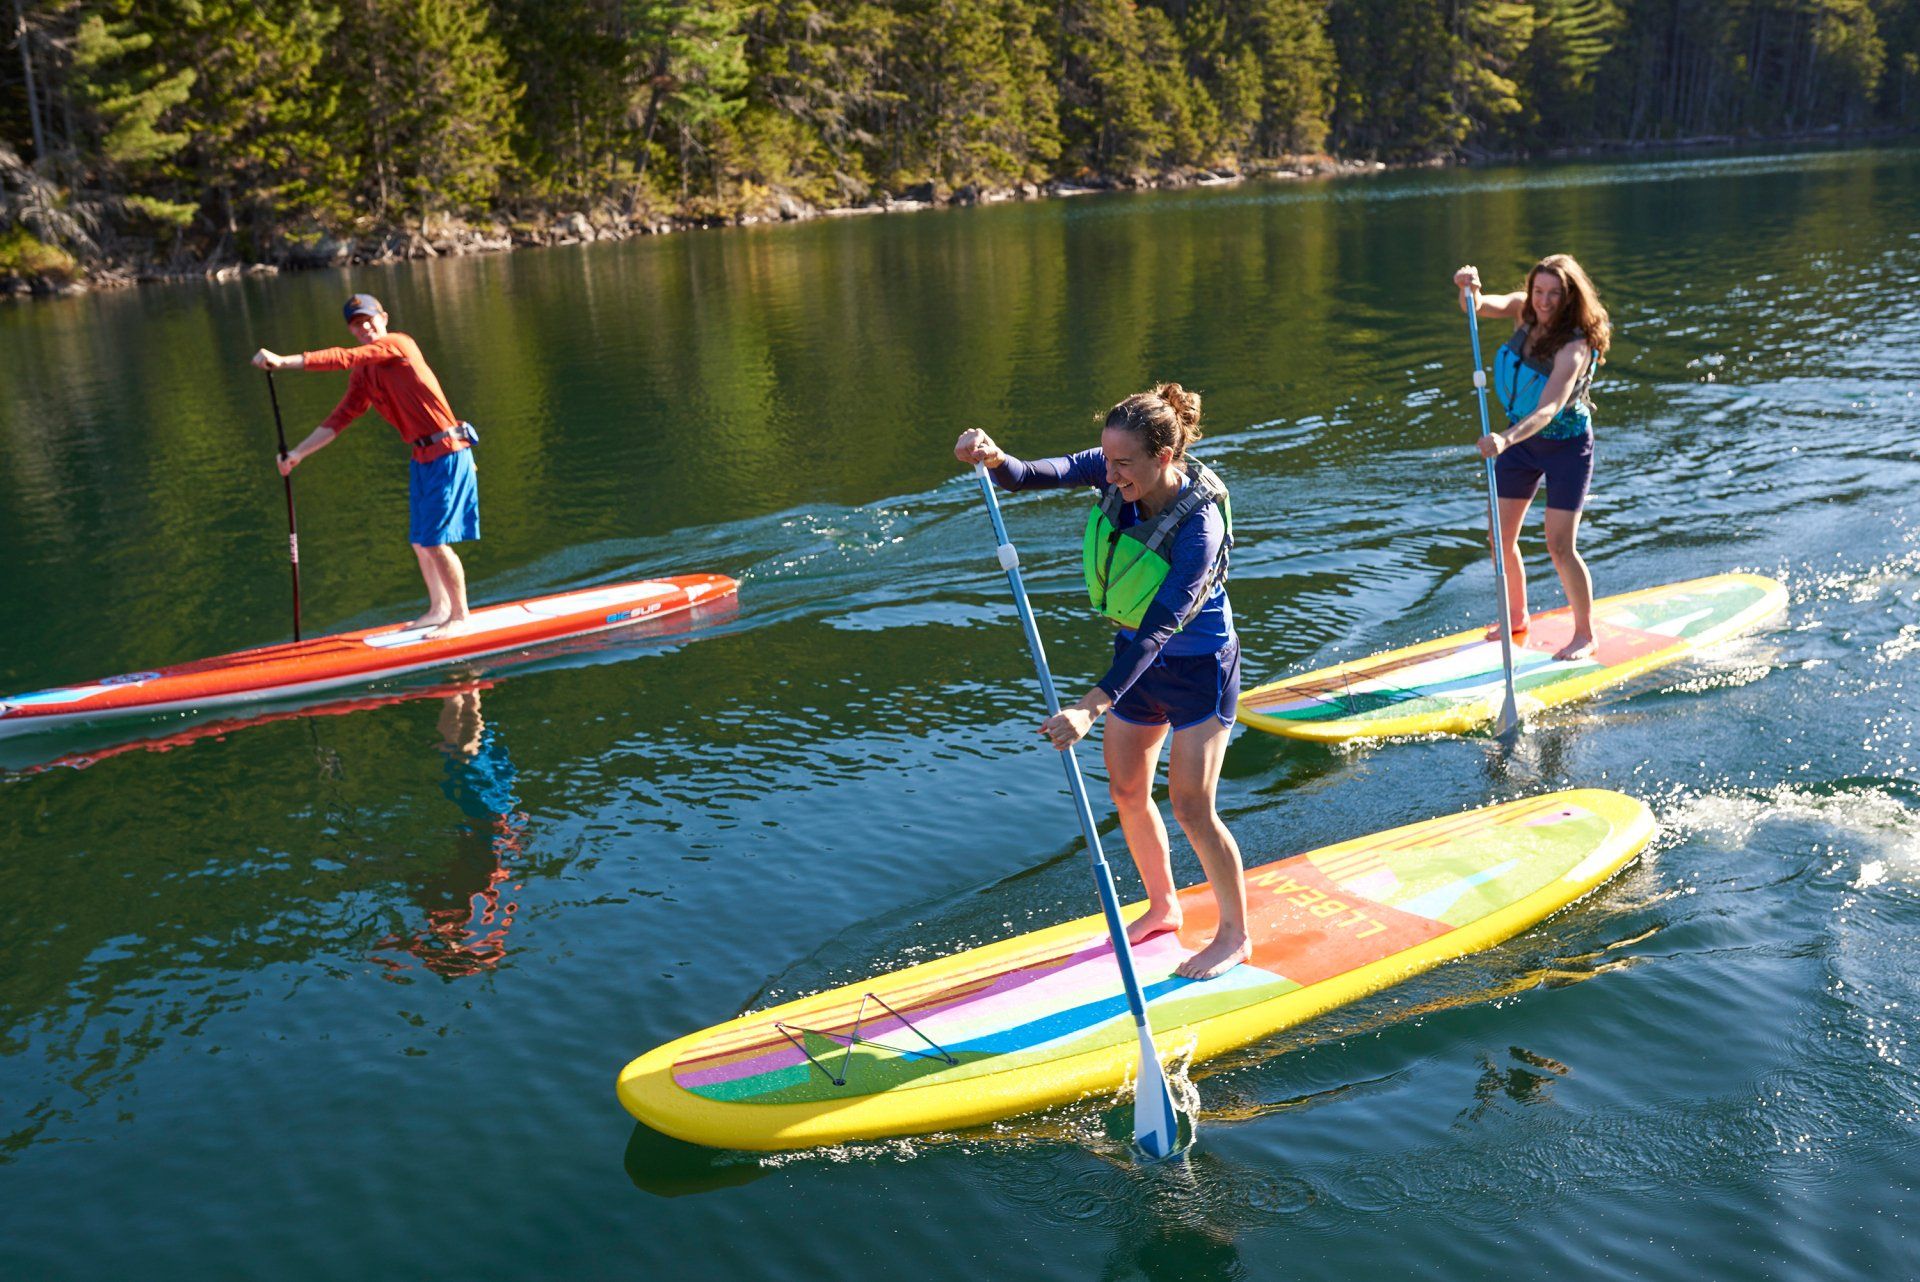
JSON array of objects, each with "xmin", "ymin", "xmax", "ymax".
[{"xmin": 4, "ymin": 145, "xmax": 1918, "ymax": 1278}]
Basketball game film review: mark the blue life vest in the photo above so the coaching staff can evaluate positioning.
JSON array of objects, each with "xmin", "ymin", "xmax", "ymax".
[{"xmin": 1493, "ymin": 324, "xmax": 1597, "ymax": 440}]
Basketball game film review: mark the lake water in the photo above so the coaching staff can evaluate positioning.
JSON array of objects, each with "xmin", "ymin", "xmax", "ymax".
[{"xmin": 2, "ymin": 144, "xmax": 1917, "ymax": 1279}]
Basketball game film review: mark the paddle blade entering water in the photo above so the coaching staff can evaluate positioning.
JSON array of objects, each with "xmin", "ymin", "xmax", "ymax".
[{"xmin": 1131, "ymin": 1024, "xmax": 1183, "ymax": 1161}]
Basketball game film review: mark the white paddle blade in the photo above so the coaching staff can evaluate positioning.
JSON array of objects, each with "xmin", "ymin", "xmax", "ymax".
[
  {"xmin": 1493, "ymin": 687, "xmax": 1521, "ymax": 736},
  {"xmin": 1131, "ymin": 1024, "xmax": 1182, "ymax": 1160}
]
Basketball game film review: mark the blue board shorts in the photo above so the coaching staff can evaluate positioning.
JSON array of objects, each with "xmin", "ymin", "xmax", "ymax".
[
  {"xmin": 1109, "ymin": 636, "xmax": 1241, "ymax": 731},
  {"xmin": 410, "ymin": 447, "xmax": 481, "ymax": 547},
  {"xmin": 1494, "ymin": 430, "xmax": 1594, "ymax": 513}
]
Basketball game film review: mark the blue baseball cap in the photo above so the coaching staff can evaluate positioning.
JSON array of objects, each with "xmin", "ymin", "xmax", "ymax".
[{"xmin": 343, "ymin": 293, "xmax": 385, "ymax": 322}]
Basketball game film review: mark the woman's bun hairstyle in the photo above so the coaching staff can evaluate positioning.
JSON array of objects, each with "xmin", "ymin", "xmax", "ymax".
[{"xmin": 1105, "ymin": 382, "xmax": 1203, "ymax": 460}]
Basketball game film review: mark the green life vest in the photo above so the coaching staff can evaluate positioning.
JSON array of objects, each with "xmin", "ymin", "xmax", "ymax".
[{"xmin": 1082, "ymin": 458, "xmax": 1232, "ymax": 630}]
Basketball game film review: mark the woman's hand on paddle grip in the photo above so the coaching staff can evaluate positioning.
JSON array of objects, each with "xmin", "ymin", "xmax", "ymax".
[
  {"xmin": 1040, "ymin": 690, "xmax": 1110, "ymax": 749},
  {"xmin": 954, "ymin": 429, "xmax": 1004, "ymax": 469}
]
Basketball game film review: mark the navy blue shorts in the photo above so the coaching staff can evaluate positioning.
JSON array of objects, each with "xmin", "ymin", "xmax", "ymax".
[
  {"xmin": 1109, "ymin": 637, "xmax": 1240, "ymax": 731},
  {"xmin": 1494, "ymin": 430, "xmax": 1593, "ymax": 512},
  {"xmin": 409, "ymin": 448, "xmax": 481, "ymax": 546}
]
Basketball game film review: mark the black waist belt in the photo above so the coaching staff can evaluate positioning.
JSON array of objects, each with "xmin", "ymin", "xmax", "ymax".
[{"xmin": 416, "ymin": 422, "xmax": 479, "ymax": 453}]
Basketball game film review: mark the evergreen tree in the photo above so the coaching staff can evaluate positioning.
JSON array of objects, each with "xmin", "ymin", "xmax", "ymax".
[
  {"xmin": 1806, "ymin": 0, "xmax": 1887, "ymax": 125},
  {"xmin": 892, "ymin": 0, "xmax": 1062, "ymax": 188},
  {"xmin": 1873, "ymin": 0, "xmax": 1920, "ymax": 121},
  {"xmin": 1515, "ymin": 0, "xmax": 1624, "ymax": 145},
  {"xmin": 334, "ymin": 0, "xmax": 519, "ymax": 226},
  {"xmin": 623, "ymin": 0, "xmax": 750, "ymax": 202},
  {"xmin": 1450, "ymin": 0, "xmax": 1536, "ymax": 147},
  {"xmin": 1249, "ymin": 0, "xmax": 1337, "ymax": 155},
  {"xmin": 146, "ymin": 0, "xmax": 348, "ymax": 245},
  {"xmin": 1137, "ymin": 2, "xmax": 1214, "ymax": 165},
  {"xmin": 741, "ymin": 0, "xmax": 901, "ymax": 201},
  {"xmin": 1327, "ymin": 0, "xmax": 1456, "ymax": 157},
  {"xmin": 495, "ymin": 0, "xmax": 637, "ymax": 204},
  {"xmin": 63, "ymin": 5, "xmax": 197, "ymax": 230},
  {"xmin": 1057, "ymin": 0, "xmax": 1169, "ymax": 172}
]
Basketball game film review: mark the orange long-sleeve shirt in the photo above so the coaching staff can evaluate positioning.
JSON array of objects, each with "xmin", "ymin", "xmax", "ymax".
[{"xmin": 302, "ymin": 333, "xmax": 468, "ymax": 463}]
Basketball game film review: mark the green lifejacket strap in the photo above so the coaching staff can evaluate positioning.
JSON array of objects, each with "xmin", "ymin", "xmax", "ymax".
[{"xmin": 1082, "ymin": 458, "xmax": 1232, "ymax": 631}]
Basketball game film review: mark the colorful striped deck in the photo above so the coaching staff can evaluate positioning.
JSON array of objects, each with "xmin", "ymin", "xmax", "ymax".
[
  {"xmin": 617, "ymin": 789, "xmax": 1655, "ymax": 1150},
  {"xmin": 1239, "ymin": 572, "xmax": 1786, "ymax": 741}
]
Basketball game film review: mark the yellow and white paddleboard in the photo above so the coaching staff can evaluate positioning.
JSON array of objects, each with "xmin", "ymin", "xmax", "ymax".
[
  {"xmin": 1239, "ymin": 572, "xmax": 1786, "ymax": 742},
  {"xmin": 618, "ymin": 789, "xmax": 1655, "ymax": 1151}
]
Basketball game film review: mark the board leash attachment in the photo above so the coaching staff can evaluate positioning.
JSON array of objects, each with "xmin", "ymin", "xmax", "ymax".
[
  {"xmin": 1463, "ymin": 288, "xmax": 1522, "ymax": 737},
  {"xmin": 969, "ymin": 461, "xmax": 1187, "ymax": 1162},
  {"xmin": 264, "ymin": 369, "xmax": 304, "ymax": 643}
]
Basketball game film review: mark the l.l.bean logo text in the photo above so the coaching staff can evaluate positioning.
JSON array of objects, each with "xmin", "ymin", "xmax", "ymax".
[{"xmin": 1249, "ymin": 870, "xmax": 1387, "ymax": 938}]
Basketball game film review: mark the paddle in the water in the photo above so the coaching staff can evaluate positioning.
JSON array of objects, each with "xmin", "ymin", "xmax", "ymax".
[
  {"xmin": 264, "ymin": 370, "xmax": 304, "ymax": 642},
  {"xmin": 1464, "ymin": 287, "xmax": 1522, "ymax": 736},
  {"xmin": 969, "ymin": 462, "xmax": 1187, "ymax": 1162}
]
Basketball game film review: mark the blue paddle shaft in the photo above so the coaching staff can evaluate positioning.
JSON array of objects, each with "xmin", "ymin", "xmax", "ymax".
[
  {"xmin": 971, "ymin": 466, "xmax": 1162, "ymax": 1018},
  {"xmin": 1464, "ymin": 290, "xmax": 1521, "ymax": 731}
]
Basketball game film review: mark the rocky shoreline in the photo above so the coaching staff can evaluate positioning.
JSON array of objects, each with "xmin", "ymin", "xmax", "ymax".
[
  {"xmin": 0, "ymin": 156, "xmax": 1379, "ymax": 299},
  {"xmin": 8, "ymin": 123, "xmax": 1904, "ymax": 300}
]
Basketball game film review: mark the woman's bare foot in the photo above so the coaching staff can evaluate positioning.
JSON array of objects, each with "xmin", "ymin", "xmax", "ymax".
[
  {"xmin": 1485, "ymin": 616, "xmax": 1529, "ymax": 641},
  {"xmin": 1175, "ymin": 929, "xmax": 1252, "ymax": 980},
  {"xmin": 1127, "ymin": 903, "xmax": 1183, "ymax": 945},
  {"xmin": 1553, "ymin": 633, "xmax": 1595, "ymax": 662}
]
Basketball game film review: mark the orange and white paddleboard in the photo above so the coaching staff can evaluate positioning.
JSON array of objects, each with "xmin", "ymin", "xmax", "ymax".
[{"xmin": 0, "ymin": 574, "xmax": 737, "ymax": 738}]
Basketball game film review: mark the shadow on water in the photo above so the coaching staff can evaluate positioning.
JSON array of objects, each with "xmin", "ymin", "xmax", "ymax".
[{"xmin": 622, "ymin": 1123, "xmax": 772, "ymax": 1199}]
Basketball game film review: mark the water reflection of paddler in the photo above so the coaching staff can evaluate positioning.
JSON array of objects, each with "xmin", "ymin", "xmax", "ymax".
[
  {"xmin": 373, "ymin": 688, "xmax": 526, "ymax": 978},
  {"xmin": 1455, "ymin": 256, "xmax": 1613, "ymax": 663},
  {"xmin": 954, "ymin": 383, "xmax": 1250, "ymax": 981}
]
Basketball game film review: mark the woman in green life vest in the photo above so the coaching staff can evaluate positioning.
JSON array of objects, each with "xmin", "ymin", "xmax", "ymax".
[{"xmin": 955, "ymin": 383, "xmax": 1251, "ymax": 980}]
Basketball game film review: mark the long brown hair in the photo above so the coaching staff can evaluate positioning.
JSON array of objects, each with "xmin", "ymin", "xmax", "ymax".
[
  {"xmin": 1104, "ymin": 382, "xmax": 1203, "ymax": 461},
  {"xmin": 1521, "ymin": 254, "xmax": 1611, "ymax": 364}
]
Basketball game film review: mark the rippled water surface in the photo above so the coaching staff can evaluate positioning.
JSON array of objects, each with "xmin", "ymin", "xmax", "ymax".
[{"xmin": 3, "ymin": 145, "xmax": 1918, "ymax": 1279}]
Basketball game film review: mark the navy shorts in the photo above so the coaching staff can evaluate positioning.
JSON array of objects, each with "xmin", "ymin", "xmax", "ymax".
[
  {"xmin": 1494, "ymin": 430, "xmax": 1594, "ymax": 512},
  {"xmin": 1109, "ymin": 637, "xmax": 1241, "ymax": 731},
  {"xmin": 409, "ymin": 448, "xmax": 481, "ymax": 546}
]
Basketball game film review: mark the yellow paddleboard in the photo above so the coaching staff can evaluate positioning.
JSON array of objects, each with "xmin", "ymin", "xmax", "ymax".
[
  {"xmin": 618, "ymin": 789, "xmax": 1655, "ymax": 1151},
  {"xmin": 1239, "ymin": 572, "xmax": 1786, "ymax": 742}
]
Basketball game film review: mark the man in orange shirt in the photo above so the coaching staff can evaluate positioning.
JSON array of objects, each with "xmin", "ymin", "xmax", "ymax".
[{"xmin": 252, "ymin": 294, "xmax": 480, "ymax": 637}]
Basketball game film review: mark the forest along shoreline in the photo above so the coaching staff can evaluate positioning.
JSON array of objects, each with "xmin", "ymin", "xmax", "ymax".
[
  {"xmin": 7, "ymin": 0, "xmax": 1911, "ymax": 302},
  {"xmin": 5, "ymin": 131, "xmax": 1908, "ymax": 302},
  {"xmin": 2, "ymin": 154, "xmax": 1378, "ymax": 299}
]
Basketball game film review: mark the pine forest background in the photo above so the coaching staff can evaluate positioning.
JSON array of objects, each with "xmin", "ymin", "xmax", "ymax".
[{"xmin": 2, "ymin": 0, "xmax": 1916, "ymax": 279}]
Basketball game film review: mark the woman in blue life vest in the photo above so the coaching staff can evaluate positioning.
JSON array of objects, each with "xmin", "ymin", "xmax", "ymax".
[
  {"xmin": 954, "ymin": 383, "xmax": 1250, "ymax": 981},
  {"xmin": 1455, "ymin": 254, "xmax": 1612, "ymax": 662}
]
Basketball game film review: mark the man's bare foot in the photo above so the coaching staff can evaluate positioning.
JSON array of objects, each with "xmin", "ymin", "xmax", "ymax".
[
  {"xmin": 406, "ymin": 610, "xmax": 451, "ymax": 630},
  {"xmin": 1485, "ymin": 616, "xmax": 1529, "ymax": 641},
  {"xmin": 1174, "ymin": 930, "xmax": 1252, "ymax": 980},
  {"xmin": 1127, "ymin": 903, "xmax": 1183, "ymax": 945},
  {"xmin": 423, "ymin": 615, "xmax": 472, "ymax": 640},
  {"xmin": 1553, "ymin": 633, "xmax": 1595, "ymax": 662}
]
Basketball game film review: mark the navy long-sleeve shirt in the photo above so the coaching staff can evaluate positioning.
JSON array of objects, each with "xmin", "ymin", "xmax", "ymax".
[{"xmin": 990, "ymin": 449, "xmax": 1233, "ymax": 700}]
